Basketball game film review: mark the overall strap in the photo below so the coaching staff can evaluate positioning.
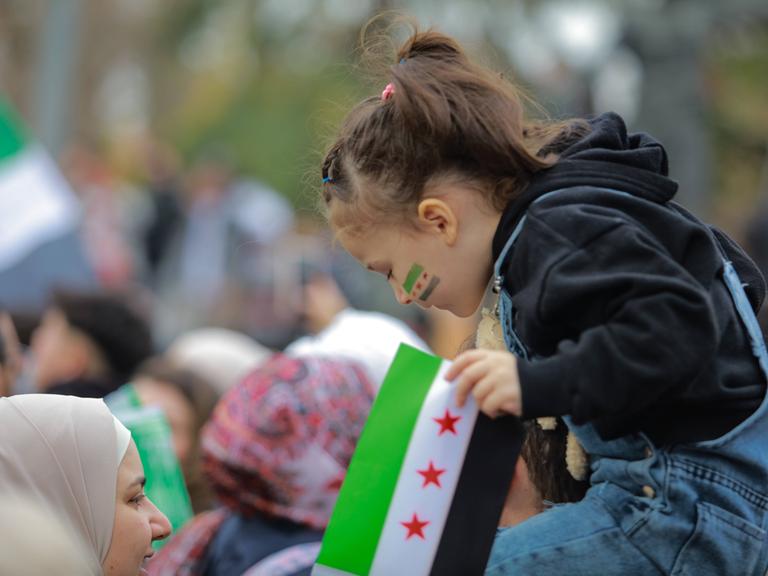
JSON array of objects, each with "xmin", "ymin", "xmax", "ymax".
[
  {"xmin": 712, "ymin": 247, "xmax": 768, "ymax": 380},
  {"xmin": 668, "ymin": 202, "xmax": 768, "ymax": 381},
  {"xmin": 493, "ymin": 214, "xmax": 527, "ymax": 280}
]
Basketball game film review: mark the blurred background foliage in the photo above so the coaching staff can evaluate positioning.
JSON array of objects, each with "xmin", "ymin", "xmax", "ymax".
[
  {"xmin": 0, "ymin": 0, "xmax": 767, "ymax": 353},
  {"xmin": 1, "ymin": 0, "xmax": 767, "ymax": 226}
]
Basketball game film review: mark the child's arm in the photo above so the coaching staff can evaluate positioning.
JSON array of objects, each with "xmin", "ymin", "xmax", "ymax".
[{"xmin": 507, "ymin": 208, "xmax": 719, "ymax": 430}]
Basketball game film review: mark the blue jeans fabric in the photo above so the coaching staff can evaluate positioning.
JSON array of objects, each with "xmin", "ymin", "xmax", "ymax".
[
  {"xmin": 488, "ymin": 412, "xmax": 768, "ymax": 575},
  {"xmin": 487, "ymin": 191, "xmax": 768, "ymax": 575}
]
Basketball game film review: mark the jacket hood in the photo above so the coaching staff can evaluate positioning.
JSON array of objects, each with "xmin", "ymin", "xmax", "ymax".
[
  {"xmin": 492, "ymin": 112, "xmax": 679, "ymax": 262},
  {"xmin": 548, "ymin": 112, "xmax": 677, "ymax": 203},
  {"xmin": 547, "ymin": 111, "xmax": 678, "ymax": 203}
]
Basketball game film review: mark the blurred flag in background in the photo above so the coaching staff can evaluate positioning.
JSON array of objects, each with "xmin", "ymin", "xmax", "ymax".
[{"xmin": 0, "ymin": 99, "xmax": 94, "ymax": 311}]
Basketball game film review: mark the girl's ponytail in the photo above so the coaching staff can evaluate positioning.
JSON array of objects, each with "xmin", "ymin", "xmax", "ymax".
[{"xmin": 321, "ymin": 26, "xmax": 588, "ymax": 230}]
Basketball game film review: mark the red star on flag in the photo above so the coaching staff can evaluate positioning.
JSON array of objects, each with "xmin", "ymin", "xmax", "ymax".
[
  {"xmin": 401, "ymin": 513, "xmax": 429, "ymax": 540},
  {"xmin": 417, "ymin": 461, "xmax": 445, "ymax": 488},
  {"xmin": 433, "ymin": 409, "xmax": 461, "ymax": 435}
]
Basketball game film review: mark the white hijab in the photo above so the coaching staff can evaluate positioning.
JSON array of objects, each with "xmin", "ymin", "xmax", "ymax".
[
  {"xmin": 0, "ymin": 394, "xmax": 125, "ymax": 575},
  {"xmin": 0, "ymin": 494, "xmax": 93, "ymax": 575}
]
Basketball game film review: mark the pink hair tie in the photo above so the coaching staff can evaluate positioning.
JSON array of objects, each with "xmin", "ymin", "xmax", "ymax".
[{"xmin": 381, "ymin": 82, "xmax": 395, "ymax": 101}]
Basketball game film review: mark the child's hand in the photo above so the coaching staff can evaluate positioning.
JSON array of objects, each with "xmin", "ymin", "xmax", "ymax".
[{"xmin": 445, "ymin": 350, "xmax": 522, "ymax": 418}]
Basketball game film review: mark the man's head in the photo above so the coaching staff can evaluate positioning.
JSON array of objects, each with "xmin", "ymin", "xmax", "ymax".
[{"xmin": 31, "ymin": 290, "xmax": 153, "ymax": 393}]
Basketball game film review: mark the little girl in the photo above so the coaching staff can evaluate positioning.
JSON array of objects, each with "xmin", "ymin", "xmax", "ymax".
[{"xmin": 319, "ymin": 26, "xmax": 768, "ymax": 576}]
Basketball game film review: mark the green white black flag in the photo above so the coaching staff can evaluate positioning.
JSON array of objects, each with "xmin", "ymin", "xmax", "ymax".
[{"xmin": 314, "ymin": 344, "xmax": 523, "ymax": 576}]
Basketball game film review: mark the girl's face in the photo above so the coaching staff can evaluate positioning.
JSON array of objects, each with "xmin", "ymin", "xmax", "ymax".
[
  {"xmin": 102, "ymin": 441, "xmax": 171, "ymax": 576},
  {"xmin": 338, "ymin": 212, "xmax": 491, "ymax": 317},
  {"xmin": 330, "ymin": 180, "xmax": 501, "ymax": 318}
]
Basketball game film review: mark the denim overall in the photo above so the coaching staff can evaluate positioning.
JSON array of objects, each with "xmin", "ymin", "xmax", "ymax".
[{"xmin": 486, "ymin": 189, "xmax": 768, "ymax": 576}]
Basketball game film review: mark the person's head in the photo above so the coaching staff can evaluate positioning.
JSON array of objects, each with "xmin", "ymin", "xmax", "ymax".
[
  {"xmin": 201, "ymin": 354, "xmax": 375, "ymax": 528},
  {"xmin": 31, "ymin": 289, "xmax": 153, "ymax": 394},
  {"xmin": 321, "ymin": 26, "xmax": 587, "ymax": 317},
  {"xmin": 132, "ymin": 357, "xmax": 220, "ymax": 512},
  {"xmin": 165, "ymin": 327, "xmax": 272, "ymax": 395},
  {"xmin": 0, "ymin": 394, "xmax": 171, "ymax": 576}
]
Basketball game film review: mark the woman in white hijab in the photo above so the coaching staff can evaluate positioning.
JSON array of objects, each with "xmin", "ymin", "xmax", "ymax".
[{"xmin": 0, "ymin": 394, "xmax": 171, "ymax": 576}]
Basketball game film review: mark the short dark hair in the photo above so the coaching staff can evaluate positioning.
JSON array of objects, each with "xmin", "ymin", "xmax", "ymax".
[
  {"xmin": 134, "ymin": 356, "xmax": 220, "ymax": 433},
  {"xmin": 51, "ymin": 289, "xmax": 153, "ymax": 383}
]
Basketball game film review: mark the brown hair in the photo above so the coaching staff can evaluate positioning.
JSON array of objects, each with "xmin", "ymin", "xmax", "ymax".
[
  {"xmin": 321, "ymin": 26, "xmax": 588, "ymax": 232},
  {"xmin": 520, "ymin": 420, "xmax": 589, "ymax": 504}
]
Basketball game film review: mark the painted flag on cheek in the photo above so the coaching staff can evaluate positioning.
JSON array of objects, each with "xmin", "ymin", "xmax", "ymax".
[
  {"xmin": 402, "ymin": 264, "xmax": 440, "ymax": 302},
  {"xmin": 313, "ymin": 344, "xmax": 524, "ymax": 576}
]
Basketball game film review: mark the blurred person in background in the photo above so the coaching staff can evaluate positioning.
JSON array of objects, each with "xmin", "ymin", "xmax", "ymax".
[
  {"xmin": 152, "ymin": 154, "xmax": 296, "ymax": 348},
  {"xmin": 0, "ymin": 311, "xmax": 22, "ymax": 396},
  {"xmin": 61, "ymin": 142, "xmax": 136, "ymax": 288},
  {"xmin": 288, "ymin": 271, "xmax": 430, "ymax": 387},
  {"xmin": 174, "ymin": 156, "xmax": 234, "ymax": 309},
  {"xmin": 131, "ymin": 357, "xmax": 220, "ymax": 513},
  {"xmin": 0, "ymin": 394, "xmax": 171, "ymax": 576},
  {"xmin": 165, "ymin": 327, "xmax": 272, "ymax": 397},
  {"xmin": 30, "ymin": 289, "xmax": 153, "ymax": 398},
  {"xmin": 138, "ymin": 138, "xmax": 185, "ymax": 285},
  {"xmin": 146, "ymin": 354, "xmax": 375, "ymax": 576}
]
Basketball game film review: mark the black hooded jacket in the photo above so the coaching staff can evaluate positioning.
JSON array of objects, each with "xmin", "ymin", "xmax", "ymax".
[{"xmin": 492, "ymin": 112, "xmax": 767, "ymax": 445}]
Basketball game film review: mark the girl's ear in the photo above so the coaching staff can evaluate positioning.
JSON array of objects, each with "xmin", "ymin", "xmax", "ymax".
[{"xmin": 417, "ymin": 198, "xmax": 458, "ymax": 246}]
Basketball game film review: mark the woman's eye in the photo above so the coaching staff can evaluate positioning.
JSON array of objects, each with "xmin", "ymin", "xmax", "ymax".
[{"xmin": 129, "ymin": 493, "xmax": 146, "ymax": 506}]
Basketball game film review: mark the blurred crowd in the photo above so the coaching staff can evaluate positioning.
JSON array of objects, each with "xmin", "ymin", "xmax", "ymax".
[
  {"xmin": 0, "ymin": 136, "xmax": 765, "ymax": 576},
  {"xmin": 0, "ymin": 132, "xmax": 489, "ymax": 575},
  {"xmin": 0, "ymin": 266, "xmax": 431, "ymax": 575}
]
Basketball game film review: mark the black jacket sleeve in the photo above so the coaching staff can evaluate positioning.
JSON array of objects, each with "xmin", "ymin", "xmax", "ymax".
[{"xmin": 516, "ymin": 214, "xmax": 720, "ymax": 425}]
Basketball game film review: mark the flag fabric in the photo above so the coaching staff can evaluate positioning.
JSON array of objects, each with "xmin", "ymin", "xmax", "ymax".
[
  {"xmin": 313, "ymin": 344, "xmax": 524, "ymax": 576},
  {"xmin": 0, "ymin": 99, "xmax": 94, "ymax": 311},
  {"xmin": 0, "ymin": 99, "xmax": 81, "ymax": 271}
]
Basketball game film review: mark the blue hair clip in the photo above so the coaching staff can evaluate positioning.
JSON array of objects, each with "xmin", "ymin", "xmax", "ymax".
[{"xmin": 322, "ymin": 176, "xmax": 332, "ymax": 184}]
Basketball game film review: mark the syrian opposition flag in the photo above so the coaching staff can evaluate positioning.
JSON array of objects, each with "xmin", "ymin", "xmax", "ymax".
[
  {"xmin": 0, "ymin": 99, "xmax": 80, "ymax": 271},
  {"xmin": 313, "ymin": 344, "xmax": 524, "ymax": 576}
]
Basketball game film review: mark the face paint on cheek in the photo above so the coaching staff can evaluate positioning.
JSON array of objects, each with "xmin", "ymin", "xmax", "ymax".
[
  {"xmin": 402, "ymin": 263, "xmax": 441, "ymax": 302},
  {"xmin": 418, "ymin": 275, "xmax": 441, "ymax": 301}
]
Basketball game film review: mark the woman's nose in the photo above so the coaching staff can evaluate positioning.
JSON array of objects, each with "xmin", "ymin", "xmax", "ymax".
[{"xmin": 149, "ymin": 501, "xmax": 172, "ymax": 541}]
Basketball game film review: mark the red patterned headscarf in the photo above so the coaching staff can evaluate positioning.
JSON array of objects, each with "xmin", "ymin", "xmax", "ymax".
[
  {"xmin": 203, "ymin": 353, "xmax": 375, "ymax": 526},
  {"xmin": 147, "ymin": 354, "xmax": 374, "ymax": 576}
]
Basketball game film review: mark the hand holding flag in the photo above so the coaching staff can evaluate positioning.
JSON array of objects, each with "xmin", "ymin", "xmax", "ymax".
[{"xmin": 447, "ymin": 349, "xmax": 523, "ymax": 418}]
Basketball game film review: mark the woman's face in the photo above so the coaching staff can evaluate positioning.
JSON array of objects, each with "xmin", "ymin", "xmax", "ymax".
[
  {"xmin": 102, "ymin": 441, "xmax": 171, "ymax": 576},
  {"xmin": 133, "ymin": 378, "xmax": 196, "ymax": 467}
]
